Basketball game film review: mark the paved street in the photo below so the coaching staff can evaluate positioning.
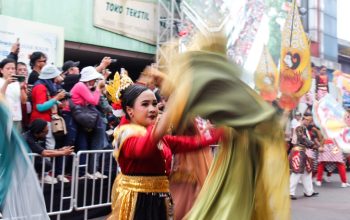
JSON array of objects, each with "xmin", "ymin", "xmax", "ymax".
[
  {"xmin": 91, "ymin": 173, "xmax": 350, "ymax": 220},
  {"xmin": 292, "ymin": 172, "xmax": 350, "ymax": 220}
]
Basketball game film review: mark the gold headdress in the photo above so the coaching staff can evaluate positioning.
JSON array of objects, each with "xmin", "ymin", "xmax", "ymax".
[{"xmin": 106, "ymin": 70, "xmax": 133, "ymax": 104}]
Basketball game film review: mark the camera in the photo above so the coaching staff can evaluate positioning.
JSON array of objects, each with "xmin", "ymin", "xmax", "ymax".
[
  {"xmin": 64, "ymin": 92, "xmax": 71, "ymax": 99},
  {"xmin": 13, "ymin": 75, "xmax": 26, "ymax": 82},
  {"xmin": 110, "ymin": 59, "xmax": 117, "ymax": 63},
  {"xmin": 58, "ymin": 89, "xmax": 71, "ymax": 99}
]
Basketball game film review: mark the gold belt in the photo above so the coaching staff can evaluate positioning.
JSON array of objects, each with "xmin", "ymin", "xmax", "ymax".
[
  {"xmin": 117, "ymin": 174, "xmax": 170, "ymax": 193},
  {"xmin": 109, "ymin": 174, "xmax": 170, "ymax": 220},
  {"xmin": 292, "ymin": 146, "xmax": 306, "ymax": 151}
]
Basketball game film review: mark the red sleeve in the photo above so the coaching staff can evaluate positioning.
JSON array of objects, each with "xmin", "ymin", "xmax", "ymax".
[
  {"xmin": 163, "ymin": 128, "xmax": 222, "ymax": 154},
  {"xmin": 33, "ymin": 84, "xmax": 48, "ymax": 104},
  {"xmin": 120, "ymin": 126, "xmax": 160, "ymax": 159}
]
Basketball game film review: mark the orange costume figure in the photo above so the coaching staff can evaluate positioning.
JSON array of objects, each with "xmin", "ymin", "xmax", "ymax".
[{"xmin": 170, "ymin": 117, "xmax": 214, "ymax": 220}]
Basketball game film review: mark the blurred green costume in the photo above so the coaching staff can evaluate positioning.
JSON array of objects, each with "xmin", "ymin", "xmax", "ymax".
[
  {"xmin": 0, "ymin": 96, "xmax": 49, "ymax": 219},
  {"xmin": 164, "ymin": 35, "xmax": 290, "ymax": 220}
]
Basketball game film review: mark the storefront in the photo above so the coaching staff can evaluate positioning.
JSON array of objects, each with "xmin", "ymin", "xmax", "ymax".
[{"xmin": 0, "ymin": 0, "xmax": 157, "ymax": 79}]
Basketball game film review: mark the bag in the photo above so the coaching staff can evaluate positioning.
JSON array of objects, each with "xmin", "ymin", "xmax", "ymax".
[
  {"xmin": 69, "ymin": 99, "xmax": 99, "ymax": 130},
  {"xmin": 51, "ymin": 114, "xmax": 67, "ymax": 136}
]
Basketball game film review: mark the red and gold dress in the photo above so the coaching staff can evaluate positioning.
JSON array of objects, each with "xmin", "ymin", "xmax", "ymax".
[{"xmin": 108, "ymin": 117, "xmax": 220, "ymax": 220}]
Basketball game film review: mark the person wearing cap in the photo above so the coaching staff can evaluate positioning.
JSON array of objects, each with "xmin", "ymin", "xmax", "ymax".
[
  {"xmin": 70, "ymin": 66, "xmax": 106, "ymax": 179},
  {"xmin": 30, "ymin": 64, "xmax": 66, "ymax": 150},
  {"xmin": 62, "ymin": 60, "xmax": 80, "ymax": 92}
]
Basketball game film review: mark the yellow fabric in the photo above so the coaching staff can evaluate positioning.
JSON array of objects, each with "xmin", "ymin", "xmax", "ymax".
[
  {"xmin": 279, "ymin": 0, "xmax": 311, "ymax": 102},
  {"xmin": 255, "ymin": 46, "xmax": 279, "ymax": 101},
  {"xmin": 108, "ymin": 174, "xmax": 169, "ymax": 220},
  {"xmin": 161, "ymin": 33, "xmax": 290, "ymax": 220}
]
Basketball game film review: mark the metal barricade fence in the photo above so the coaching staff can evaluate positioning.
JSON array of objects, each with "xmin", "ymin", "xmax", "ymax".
[
  {"xmin": 28, "ymin": 149, "xmax": 118, "ymax": 219},
  {"xmin": 28, "ymin": 153, "xmax": 76, "ymax": 218},
  {"xmin": 74, "ymin": 150, "xmax": 118, "ymax": 218}
]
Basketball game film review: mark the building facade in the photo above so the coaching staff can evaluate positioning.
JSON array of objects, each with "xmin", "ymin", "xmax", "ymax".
[{"xmin": 0, "ymin": 0, "xmax": 157, "ymax": 78}]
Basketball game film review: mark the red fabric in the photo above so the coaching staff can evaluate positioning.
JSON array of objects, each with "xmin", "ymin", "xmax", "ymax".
[
  {"xmin": 30, "ymin": 84, "xmax": 51, "ymax": 122},
  {"xmin": 118, "ymin": 124, "xmax": 221, "ymax": 176},
  {"xmin": 324, "ymin": 139, "xmax": 334, "ymax": 145},
  {"xmin": 317, "ymin": 162, "xmax": 347, "ymax": 183},
  {"xmin": 112, "ymin": 102, "xmax": 122, "ymax": 110}
]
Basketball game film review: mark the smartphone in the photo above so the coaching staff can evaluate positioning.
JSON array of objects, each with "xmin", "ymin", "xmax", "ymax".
[{"xmin": 13, "ymin": 75, "xmax": 26, "ymax": 82}]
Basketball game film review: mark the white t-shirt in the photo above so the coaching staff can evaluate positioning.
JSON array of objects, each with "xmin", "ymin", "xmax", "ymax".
[
  {"xmin": 0, "ymin": 78, "xmax": 22, "ymax": 121},
  {"xmin": 290, "ymin": 118, "xmax": 301, "ymax": 144},
  {"xmin": 291, "ymin": 118, "xmax": 301, "ymax": 129}
]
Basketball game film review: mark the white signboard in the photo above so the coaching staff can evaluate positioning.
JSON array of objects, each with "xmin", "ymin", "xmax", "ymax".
[
  {"xmin": 0, "ymin": 15, "xmax": 64, "ymax": 67},
  {"xmin": 94, "ymin": 0, "xmax": 157, "ymax": 45}
]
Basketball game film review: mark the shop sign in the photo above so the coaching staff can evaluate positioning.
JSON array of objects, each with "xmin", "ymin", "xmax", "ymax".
[{"xmin": 94, "ymin": 0, "xmax": 157, "ymax": 45}]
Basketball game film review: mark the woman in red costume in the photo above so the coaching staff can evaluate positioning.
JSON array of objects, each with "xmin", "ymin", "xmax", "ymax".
[{"xmin": 108, "ymin": 84, "xmax": 221, "ymax": 220}]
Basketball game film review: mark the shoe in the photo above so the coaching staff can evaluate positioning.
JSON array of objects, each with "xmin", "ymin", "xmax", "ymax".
[
  {"xmin": 93, "ymin": 171, "xmax": 107, "ymax": 179},
  {"xmin": 304, "ymin": 192, "xmax": 319, "ymax": 197},
  {"xmin": 57, "ymin": 175, "xmax": 70, "ymax": 183},
  {"xmin": 315, "ymin": 181, "xmax": 322, "ymax": 186},
  {"xmin": 80, "ymin": 173, "xmax": 97, "ymax": 180},
  {"xmin": 290, "ymin": 195, "xmax": 297, "ymax": 200},
  {"xmin": 324, "ymin": 176, "xmax": 331, "ymax": 183},
  {"xmin": 340, "ymin": 182, "xmax": 350, "ymax": 188},
  {"xmin": 43, "ymin": 175, "xmax": 58, "ymax": 184}
]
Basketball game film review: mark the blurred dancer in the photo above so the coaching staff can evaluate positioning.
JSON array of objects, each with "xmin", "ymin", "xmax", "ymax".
[{"xmin": 0, "ymin": 95, "xmax": 49, "ymax": 219}]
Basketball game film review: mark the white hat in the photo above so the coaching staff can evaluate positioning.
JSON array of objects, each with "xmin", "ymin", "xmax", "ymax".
[
  {"xmin": 39, "ymin": 64, "xmax": 61, "ymax": 79},
  {"xmin": 80, "ymin": 66, "xmax": 103, "ymax": 82}
]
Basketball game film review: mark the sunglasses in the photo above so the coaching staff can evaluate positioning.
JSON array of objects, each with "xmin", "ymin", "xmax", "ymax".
[{"xmin": 37, "ymin": 59, "xmax": 47, "ymax": 63}]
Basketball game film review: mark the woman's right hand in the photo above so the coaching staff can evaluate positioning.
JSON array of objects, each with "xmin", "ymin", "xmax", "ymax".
[
  {"xmin": 54, "ymin": 90, "xmax": 66, "ymax": 101},
  {"xmin": 5, "ymin": 75, "xmax": 17, "ymax": 84}
]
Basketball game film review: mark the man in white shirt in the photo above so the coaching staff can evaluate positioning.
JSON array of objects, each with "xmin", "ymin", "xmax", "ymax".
[{"xmin": 291, "ymin": 111, "xmax": 302, "ymax": 144}]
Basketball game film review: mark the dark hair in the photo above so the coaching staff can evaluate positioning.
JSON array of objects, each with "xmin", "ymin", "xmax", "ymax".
[
  {"xmin": 17, "ymin": 62, "xmax": 27, "ymax": 67},
  {"xmin": 29, "ymin": 119, "xmax": 48, "ymax": 135},
  {"xmin": 0, "ymin": 58, "xmax": 16, "ymax": 69},
  {"xmin": 121, "ymin": 84, "xmax": 149, "ymax": 119},
  {"xmin": 0, "ymin": 58, "xmax": 16, "ymax": 77},
  {"xmin": 29, "ymin": 51, "xmax": 46, "ymax": 68},
  {"xmin": 319, "ymin": 65, "xmax": 327, "ymax": 71}
]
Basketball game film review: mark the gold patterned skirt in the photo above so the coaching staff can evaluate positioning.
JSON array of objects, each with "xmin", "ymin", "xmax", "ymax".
[{"xmin": 108, "ymin": 174, "xmax": 173, "ymax": 220}]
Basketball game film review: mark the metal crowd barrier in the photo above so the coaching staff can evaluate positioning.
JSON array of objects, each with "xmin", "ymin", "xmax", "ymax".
[
  {"xmin": 28, "ymin": 153, "xmax": 76, "ymax": 219},
  {"xmin": 28, "ymin": 150, "xmax": 118, "ymax": 220},
  {"xmin": 75, "ymin": 150, "xmax": 117, "ymax": 219}
]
